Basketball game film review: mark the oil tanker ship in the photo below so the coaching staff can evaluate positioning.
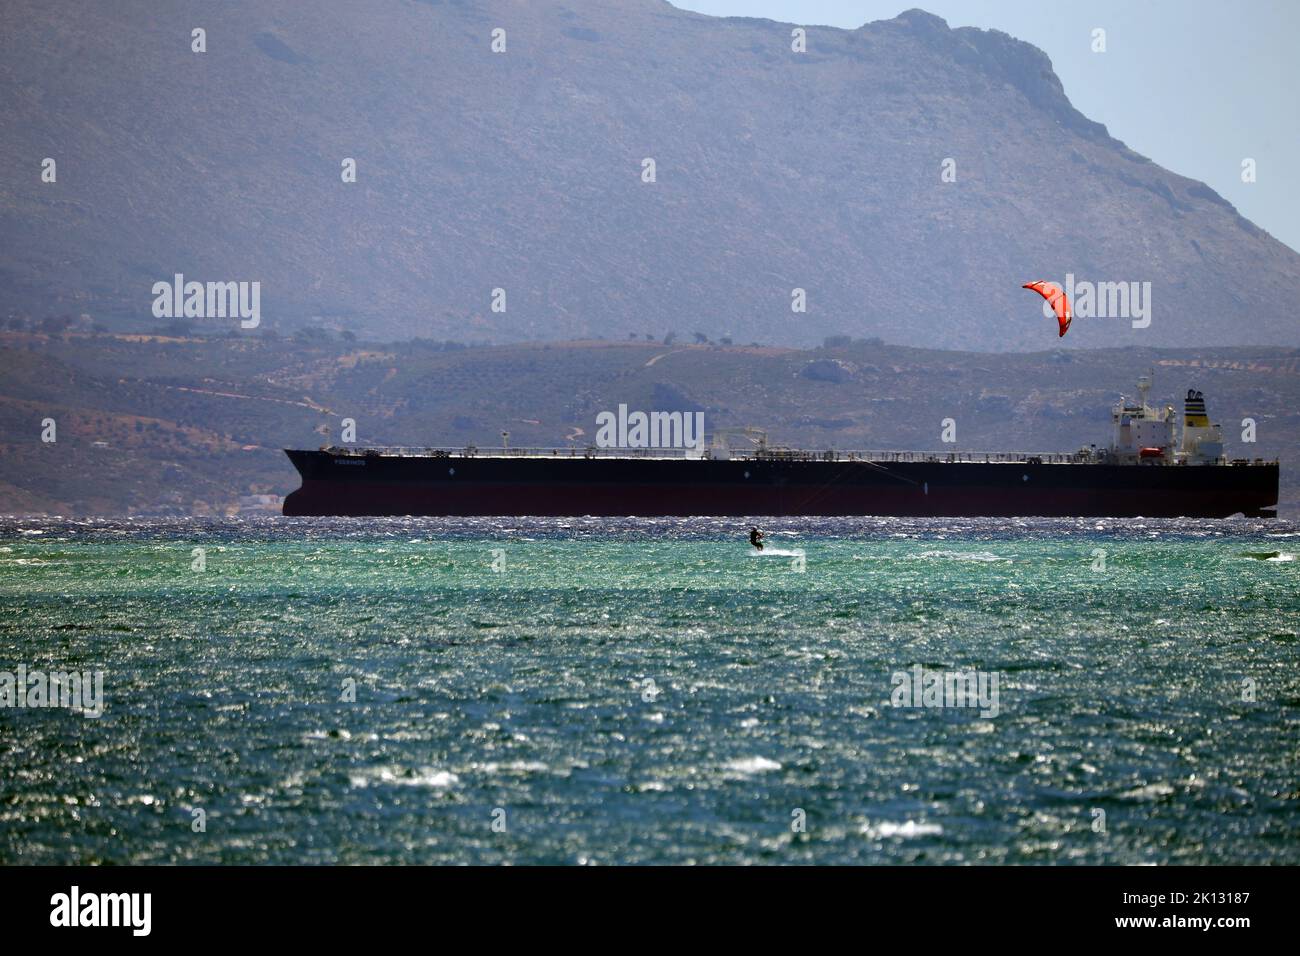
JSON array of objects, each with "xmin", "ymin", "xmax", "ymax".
[{"xmin": 283, "ymin": 377, "xmax": 1278, "ymax": 518}]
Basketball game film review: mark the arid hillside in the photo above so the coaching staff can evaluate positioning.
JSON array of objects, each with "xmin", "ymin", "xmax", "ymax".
[{"xmin": 2, "ymin": 1, "xmax": 1297, "ymax": 349}]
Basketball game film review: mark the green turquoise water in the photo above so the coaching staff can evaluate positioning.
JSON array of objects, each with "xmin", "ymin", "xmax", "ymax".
[{"xmin": 2, "ymin": 516, "xmax": 1298, "ymax": 864}]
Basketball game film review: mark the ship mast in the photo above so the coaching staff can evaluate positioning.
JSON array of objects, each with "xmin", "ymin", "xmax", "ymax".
[{"xmin": 1136, "ymin": 369, "xmax": 1152, "ymax": 417}]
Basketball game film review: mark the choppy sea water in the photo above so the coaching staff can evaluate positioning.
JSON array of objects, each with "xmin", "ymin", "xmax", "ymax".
[{"xmin": 1, "ymin": 516, "xmax": 1297, "ymax": 865}]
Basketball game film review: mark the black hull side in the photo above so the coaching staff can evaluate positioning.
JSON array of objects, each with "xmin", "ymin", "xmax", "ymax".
[{"xmin": 281, "ymin": 450, "xmax": 1279, "ymax": 518}]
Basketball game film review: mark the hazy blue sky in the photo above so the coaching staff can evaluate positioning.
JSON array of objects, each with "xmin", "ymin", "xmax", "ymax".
[{"xmin": 677, "ymin": 0, "xmax": 1299, "ymax": 253}]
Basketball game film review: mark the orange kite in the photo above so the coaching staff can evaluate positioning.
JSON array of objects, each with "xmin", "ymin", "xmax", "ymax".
[{"xmin": 1022, "ymin": 281, "xmax": 1072, "ymax": 337}]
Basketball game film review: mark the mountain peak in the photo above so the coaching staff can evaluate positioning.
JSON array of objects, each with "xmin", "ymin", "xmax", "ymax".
[{"xmin": 889, "ymin": 8, "xmax": 952, "ymax": 32}]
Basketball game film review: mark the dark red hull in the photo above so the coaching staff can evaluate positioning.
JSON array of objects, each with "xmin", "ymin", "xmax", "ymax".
[{"xmin": 282, "ymin": 450, "xmax": 1279, "ymax": 518}]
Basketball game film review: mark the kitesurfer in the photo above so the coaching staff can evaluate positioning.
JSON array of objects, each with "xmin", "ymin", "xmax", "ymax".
[{"xmin": 749, "ymin": 526, "xmax": 764, "ymax": 551}]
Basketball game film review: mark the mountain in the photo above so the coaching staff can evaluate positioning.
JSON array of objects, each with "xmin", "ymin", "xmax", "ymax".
[
  {"xmin": 2, "ymin": 331, "xmax": 1297, "ymax": 515},
  {"xmin": 2, "ymin": 0, "xmax": 1298, "ymax": 350}
]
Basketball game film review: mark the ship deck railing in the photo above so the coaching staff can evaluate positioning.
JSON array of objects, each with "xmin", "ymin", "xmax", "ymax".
[{"xmin": 321, "ymin": 445, "xmax": 1278, "ymax": 466}]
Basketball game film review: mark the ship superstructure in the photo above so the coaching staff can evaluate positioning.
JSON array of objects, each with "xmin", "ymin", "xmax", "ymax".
[{"xmin": 1098, "ymin": 373, "xmax": 1224, "ymax": 466}]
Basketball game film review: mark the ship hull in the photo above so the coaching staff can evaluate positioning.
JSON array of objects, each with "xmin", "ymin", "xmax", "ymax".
[{"xmin": 282, "ymin": 450, "xmax": 1279, "ymax": 518}]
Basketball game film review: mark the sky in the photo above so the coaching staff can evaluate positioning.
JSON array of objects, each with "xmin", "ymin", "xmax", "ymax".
[{"xmin": 675, "ymin": 0, "xmax": 1300, "ymax": 253}]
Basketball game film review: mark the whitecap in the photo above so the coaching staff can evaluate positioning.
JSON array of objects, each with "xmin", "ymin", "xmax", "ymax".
[
  {"xmin": 475, "ymin": 760, "xmax": 549, "ymax": 775},
  {"xmin": 1118, "ymin": 782, "xmax": 1175, "ymax": 801},
  {"xmin": 866, "ymin": 820, "xmax": 944, "ymax": 838},
  {"xmin": 917, "ymin": 550, "xmax": 1008, "ymax": 562},
  {"xmin": 349, "ymin": 766, "xmax": 459, "ymax": 789},
  {"xmin": 725, "ymin": 756, "xmax": 781, "ymax": 775}
]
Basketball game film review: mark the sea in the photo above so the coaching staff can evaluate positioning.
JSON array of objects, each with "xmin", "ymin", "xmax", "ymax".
[{"xmin": 2, "ymin": 516, "xmax": 1297, "ymax": 865}]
